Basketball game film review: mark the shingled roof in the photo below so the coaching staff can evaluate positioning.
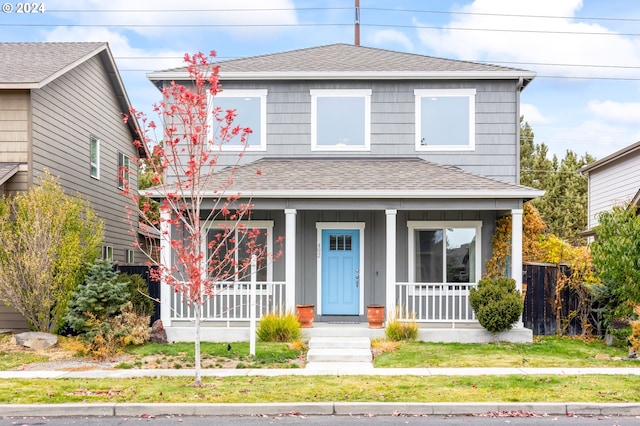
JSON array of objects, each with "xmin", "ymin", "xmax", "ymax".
[
  {"xmin": 146, "ymin": 158, "xmax": 543, "ymax": 200},
  {"xmin": 0, "ymin": 42, "xmax": 106, "ymax": 87},
  {"xmin": 0, "ymin": 42, "xmax": 143, "ymax": 156},
  {"xmin": 148, "ymin": 43, "xmax": 535, "ymax": 83}
]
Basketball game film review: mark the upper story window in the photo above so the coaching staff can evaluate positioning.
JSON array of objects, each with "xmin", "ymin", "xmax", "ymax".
[
  {"xmin": 310, "ymin": 89, "xmax": 371, "ymax": 151},
  {"xmin": 414, "ymin": 89, "xmax": 476, "ymax": 151},
  {"xmin": 211, "ymin": 89, "xmax": 267, "ymax": 151},
  {"xmin": 118, "ymin": 152, "xmax": 130, "ymax": 190},
  {"xmin": 90, "ymin": 135, "xmax": 100, "ymax": 179}
]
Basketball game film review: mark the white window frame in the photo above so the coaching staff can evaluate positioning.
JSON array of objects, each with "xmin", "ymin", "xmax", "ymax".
[
  {"xmin": 414, "ymin": 89, "xmax": 476, "ymax": 151},
  {"xmin": 125, "ymin": 249, "xmax": 135, "ymax": 264},
  {"xmin": 102, "ymin": 245, "xmax": 113, "ymax": 261},
  {"xmin": 407, "ymin": 221, "xmax": 482, "ymax": 286},
  {"xmin": 310, "ymin": 89, "xmax": 371, "ymax": 151},
  {"xmin": 117, "ymin": 152, "xmax": 130, "ymax": 190},
  {"xmin": 202, "ymin": 220, "xmax": 274, "ymax": 293},
  {"xmin": 90, "ymin": 135, "xmax": 100, "ymax": 179},
  {"xmin": 210, "ymin": 89, "xmax": 267, "ymax": 151}
]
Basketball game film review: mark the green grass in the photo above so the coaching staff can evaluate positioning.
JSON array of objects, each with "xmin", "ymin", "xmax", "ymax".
[
  {"xmin": 122, "ymin": 341, "xmax": 304, "ymax": 369},
  {"xmin": 0, "ymin": 351, "xmax": 48, "ymax": 371},
  {"xmin": 1, "ymin": 375, "xmax": 639, "ymax": 404},
  {"xmin": 373, "ymin": 336, "xmax": 634, "ymax": 368}
]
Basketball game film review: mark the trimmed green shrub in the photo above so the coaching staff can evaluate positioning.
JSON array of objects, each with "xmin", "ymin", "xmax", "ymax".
[
  {"xmin": 469, "ymin": 277, "xmax": 523, "ymax": 334},
  {"xmin": 115, "ymin": 273, "xmax": 155, "ymax": 317},
  {"xmin": 257, "ymin": 311, "xmax": 301, "ymax": 342}
]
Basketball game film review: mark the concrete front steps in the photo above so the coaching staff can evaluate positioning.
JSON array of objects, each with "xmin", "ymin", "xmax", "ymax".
[{"xmin": 305, "ymin": 336, "xmax": 373, "ymax": 370}]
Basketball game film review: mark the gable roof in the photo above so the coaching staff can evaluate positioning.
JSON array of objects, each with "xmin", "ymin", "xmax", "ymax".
[
  {"xmin": 0, "ymin": 42, "xmax": 143, "ymax": 156},
  {"xmin": 148, "ymin": 43, "xmax": 535, "ymax": 85},
  {"xmin": 144, "ymin": 158, "xmax": 543, "ymax": 200},
  {"xmin": 580, "ymin": 140, "xmax": 640, "ymax": 175}
]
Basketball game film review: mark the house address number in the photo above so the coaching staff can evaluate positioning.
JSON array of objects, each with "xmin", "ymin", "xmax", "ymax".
[{"xmin": 2, "ymin": 2, "xmax": 45, "ymax": 13}]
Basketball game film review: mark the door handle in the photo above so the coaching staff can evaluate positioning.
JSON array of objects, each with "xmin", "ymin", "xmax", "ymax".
[{"xmin": 355, "ymin": 272, "xmax": 360, "ymax": 287}]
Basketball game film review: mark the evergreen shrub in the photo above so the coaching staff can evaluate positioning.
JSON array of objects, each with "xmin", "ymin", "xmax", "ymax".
[{"xmin": 469, "ymin": 277, "xmax": 523, "ymax": 334}]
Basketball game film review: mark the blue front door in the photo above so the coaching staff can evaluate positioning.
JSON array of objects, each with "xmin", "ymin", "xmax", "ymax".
[{"xmin": 321, "ymin": 229, "xmax": 360, "ymax": 315}]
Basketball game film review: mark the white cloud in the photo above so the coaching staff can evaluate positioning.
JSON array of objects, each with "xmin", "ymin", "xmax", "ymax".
[
  {"xmin": 369, "ymin": 30, "xmax": 414, "ymax": 51},
  {"xmin": 47, "ymin": 0, "xmax": 298, "ymax": 39},
  {"xmin": 414, "ymin": 0, "xmax": 640, "ymax": 79},
  {"xmin": 520, "ymin": 103, "xmax": 550, "ymax": 124},
  {"xmin": 587, "ymin": 100, "xmax": 640, "ymax": 124}
]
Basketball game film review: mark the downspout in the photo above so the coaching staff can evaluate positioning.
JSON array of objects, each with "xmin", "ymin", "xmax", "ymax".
[{"xmin": 515, "ymin": 76, "xmax": 524, "ymax": 186}]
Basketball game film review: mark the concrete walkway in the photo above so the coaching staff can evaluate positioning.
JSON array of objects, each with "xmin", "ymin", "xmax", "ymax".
[{"xmin": 1, "ymin": 366, "xmax": 640, "ymax": 378}]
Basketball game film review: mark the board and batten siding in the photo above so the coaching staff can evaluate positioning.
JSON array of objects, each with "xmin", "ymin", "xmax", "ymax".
[
  {"xmin": 30, "ymin": 54, "xmax": 138, "ymax": 264},
  {"xmin": 0, "ymin": 90, "xmax": 30, "ymax": 194},
  {"xmin": 588, "ymin": 151, "xmax": 640, "ymax": 229},
  {"xmin": 207, "ymin": 79, "xmax": 519, "ymax": 183}
]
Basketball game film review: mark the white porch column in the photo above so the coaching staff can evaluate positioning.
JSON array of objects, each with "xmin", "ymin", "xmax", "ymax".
[
  {"xmin": 160, "ymin": 210, "xmax": 172, "ymax": 326},
  {"xmin": 511, "ymin": 208, "xmax": 524, "ymax": 327},
  {"xmin": 285, "ymin": 209, "xmax": 297, "ymax": 311},
  {"xmin": 385, "ymin": 209, "xmax": 397, "ymax": 314}
]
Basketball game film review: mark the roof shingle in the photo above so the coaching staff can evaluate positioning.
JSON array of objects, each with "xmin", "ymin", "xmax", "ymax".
[{"xmin": 0, "ymin": 42, "xmax": 105, "ymax": 86}]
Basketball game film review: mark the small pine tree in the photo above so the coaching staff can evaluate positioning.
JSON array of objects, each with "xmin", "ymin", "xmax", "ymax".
[
  {"xmin": 65, "ymin": 260, "xmax": 130, "ymax": 338},
  {"xmin": 469, "ymin": 277, "xmax": 523, "ymax": 334}
]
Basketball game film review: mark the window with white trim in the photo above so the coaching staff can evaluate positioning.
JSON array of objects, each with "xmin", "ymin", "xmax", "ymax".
[
  {"xmin": 204, "ymin": 221, "xmax": 274, "ymax": 285},
  {"xmin": 311, "ymin": 89, "xmax": 371, "ymax": 151},
  {"xmin": 117, "ymin": 152, "xmax": 130, "ymax": 190},
  {"xmin": 210, "ymin": 89, "xmax": 267, "ymax": 150},
  {"xmin": 125, "ymin": 249, "xmax": 135, "ymax": 264},
  {"xmin": 414, "ymin": 89, "xmax": 476, "ymax": 151},
  {"xmin": 90, "ymin": 136, "xmax": 100, "ymax": 179},
  {"xmin": 408, "ymin": 221, "xmax": 481, "ymax": 284},
  {"xmin": 102, "ymin": 245, "xmax": 113, "ymax": 261}
]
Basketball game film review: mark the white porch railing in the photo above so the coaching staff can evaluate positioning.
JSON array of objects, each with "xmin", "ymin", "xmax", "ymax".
[
  {"xmin": 395, "ymin": 282, "xmax": 477, "ymax": 323},
  {"xmin": 170, "ymin": 281, "xmax": 286, "ymax": 321}
]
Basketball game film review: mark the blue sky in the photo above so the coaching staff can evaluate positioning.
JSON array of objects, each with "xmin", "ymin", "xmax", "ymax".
[{"xmin": 2, "ymin": 0, "xmax": 640, "ymax": 160}]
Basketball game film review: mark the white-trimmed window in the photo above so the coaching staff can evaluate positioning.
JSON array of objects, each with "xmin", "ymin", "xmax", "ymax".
[
  {"xmin": 125, "ymin": 249, "xmax": 135, "ymax": 264},
  {"xmin": 408, "ymin": 221, "xmax": 481, "ymax": 284},
  {"xmin": 311, "ymin": 89, "xmax": 371, "ymax": 151},
  {"xmin": 90, "ymin": 135, "xmax": 100, "ymax": 179},
  {"xmin": 414, "ymin": 89, "xmax": 476, "ymax": 151},
  {"xmin": 210, "ymin": 89, "xmax": 267, "ymax": 151},
  {"xmin": 203, "ymin": 221, "xmax": 274, "ymax": 285},
  {"xmin": 118, "ymin": 152, "xmax": 130, "ymax": 190},
  {"xmin": 102, "ymin": 245, "xmax": 113, "ymax": 261}
]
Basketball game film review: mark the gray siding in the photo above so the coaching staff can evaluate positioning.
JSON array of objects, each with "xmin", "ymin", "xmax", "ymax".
[
  {"xmin": 30, "ymin": 55, "xmax": 139, "ymax": 263},
  {"xmin": 255, "ymin": 209, "xmax": 498, "ymax": 309},
  {"xmin": 588, "ymin": 152, "xmax": 640, "ymax": 229},
  {"xmin": 0, "ymin": 303, "xmax": 29, "ymax": 330},
  {"xmin": 207, "ymin": 79, "xmax": 519, "ymax": 183}
]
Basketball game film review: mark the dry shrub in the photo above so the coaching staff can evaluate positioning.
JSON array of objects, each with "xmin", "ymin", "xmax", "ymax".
[
  {"xmin": 371, "ymin": 337, "xmax": 400, "ymax": 353},
  {"xmin": 257, "ymin": 311, "xmax": 301, "ymax": 342},
  {"xmin": 385, "ymin": 307, "xmax": 418, "ymax": 341},
  {"xmin": 288, "ymin": 340, "xmax": 308, "ymax": 351}
]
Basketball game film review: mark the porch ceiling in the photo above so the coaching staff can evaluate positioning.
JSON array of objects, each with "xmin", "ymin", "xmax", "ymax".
[{"xmin": 144, "ymin": 158, "xmax": 543, "ymax": 201}]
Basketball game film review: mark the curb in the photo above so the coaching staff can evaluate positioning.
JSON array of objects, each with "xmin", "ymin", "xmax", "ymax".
[{"xmin": 2, "ymin": 402, "xmax": 640, "ymax": 417}]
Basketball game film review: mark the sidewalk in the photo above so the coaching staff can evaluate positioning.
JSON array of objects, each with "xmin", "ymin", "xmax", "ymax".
[
  {"xmin": 2, "ymin": 365, "xmax": 640, "ymax": 378},
  {"xmin": 2, "ymin": 366, "xmax": 640, "ymax": 418}
]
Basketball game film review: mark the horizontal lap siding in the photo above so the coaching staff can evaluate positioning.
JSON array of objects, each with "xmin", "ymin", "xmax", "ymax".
[
  {"xmin": 30, "ymin": 55, "xmax": 139, "ymax": 263},
  {"xmin": 0, "ymin": 304, "xmax": 28, "ymax": 330},
  {"xmin": 588, "ymin": 152, "xmax": 640, "ymax": 228},
  {"xmin": 0, "ymin": 90, "xmax": 29, "ymax": 164},
  {"xmin": 209, "ymin": 79, "xmax": 520, "ymax": 184}
]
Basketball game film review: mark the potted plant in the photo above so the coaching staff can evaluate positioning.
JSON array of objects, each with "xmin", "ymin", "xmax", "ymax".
[
  {"xmin": 296, "ymin": 304, "xmax": 315, "ymax": 328},
  {"xmin": 366, "ymin": 304, "xmax": 385, "ymax": 328}
]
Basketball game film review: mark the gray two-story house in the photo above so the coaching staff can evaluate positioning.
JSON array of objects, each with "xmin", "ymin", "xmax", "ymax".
[
  {"xmin": 0, "ymin": 42, "xmax": 142, "ymax": 329},
  {"xmin": 147, "ymin": 44, "xmax": 542, "ymax": 343}
]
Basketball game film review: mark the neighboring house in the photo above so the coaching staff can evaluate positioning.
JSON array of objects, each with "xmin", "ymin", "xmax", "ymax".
[
  {"xmin": 147, "ymin": 44, "xmax": 543, "ymax": 343},
  {"xmin": 580, "ymin": 141, "xmax": 640, "ymax": 238},
  {"xmin": 0, "ymin": 42, "xmax": 142, "ymax": 330}
]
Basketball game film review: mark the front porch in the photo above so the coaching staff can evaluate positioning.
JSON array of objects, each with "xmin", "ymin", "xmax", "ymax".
[{"xmin": 160, "ymin": 280, "xmax": 532, "ymax": 343}]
